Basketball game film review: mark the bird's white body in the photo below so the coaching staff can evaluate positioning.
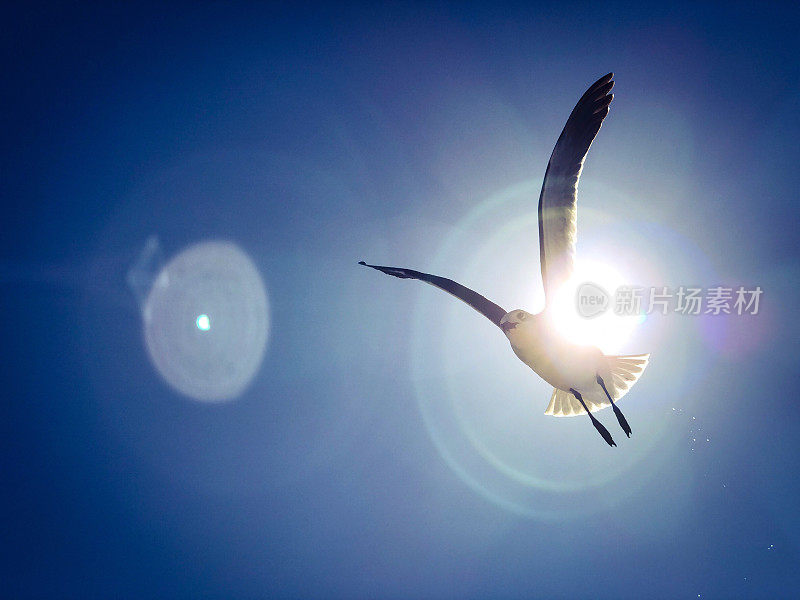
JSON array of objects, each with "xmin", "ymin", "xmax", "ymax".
[
  {"xmin": 499, "ymin": 308, "xmax": 648, "ymax": 418},
  {"xmin": 503, "ymin": 311, "xmax": 603, "ymax": 391}
]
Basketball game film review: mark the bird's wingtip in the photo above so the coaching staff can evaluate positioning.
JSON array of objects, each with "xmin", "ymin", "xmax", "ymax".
[{"xmin": 358, "ymin": 260, "xmax": 367, "ymax": 266}]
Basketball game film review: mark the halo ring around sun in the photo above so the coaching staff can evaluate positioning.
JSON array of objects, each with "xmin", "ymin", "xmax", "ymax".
[{"xmin": 410, "ymin": 179, "xmax": 700, "ymax": 519}]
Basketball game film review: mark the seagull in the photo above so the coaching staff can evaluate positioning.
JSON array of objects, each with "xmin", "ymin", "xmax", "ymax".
[{"xmin": 360, "ymin": 73, "xmax": 649, "ymax": 447}]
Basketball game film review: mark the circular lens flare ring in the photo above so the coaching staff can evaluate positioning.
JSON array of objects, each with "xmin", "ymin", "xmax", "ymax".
[
  {"xmin": 143, "ymin": 240, "xmax": 269, "ymax": 402},
  {"xmin": 408, "ymin": 179, "xmax": 678, "ymax": 519}
]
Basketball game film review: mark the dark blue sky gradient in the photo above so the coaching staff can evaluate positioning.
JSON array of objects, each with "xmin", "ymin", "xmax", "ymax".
[{"xmin": 3, "ymin": 2, "xmax": 800, "ymax": 598}]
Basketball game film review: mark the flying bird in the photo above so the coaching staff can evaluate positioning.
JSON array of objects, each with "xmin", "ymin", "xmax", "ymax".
[{"xmin": 360, "ymin": 73, "xmax": 649, "ymax": 447}]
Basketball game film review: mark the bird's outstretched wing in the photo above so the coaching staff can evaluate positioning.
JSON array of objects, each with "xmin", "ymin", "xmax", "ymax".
[
  {"xmin": 359, "ymin": 261, "xmax": 506, "ymax": 328},
  {"xmin": 538, "ymin": 72, "xmax": 614, "ymax": 306}
]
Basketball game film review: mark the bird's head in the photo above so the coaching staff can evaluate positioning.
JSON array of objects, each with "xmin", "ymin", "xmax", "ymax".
[{"xmin": 500, "ymin": 309, "xmax": 534, "ymax": 335}]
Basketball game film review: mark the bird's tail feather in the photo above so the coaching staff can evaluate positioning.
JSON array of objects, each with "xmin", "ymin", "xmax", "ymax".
[{"xmin": 544, "ymin": 354, "xmax": 650, "ymax": 417}]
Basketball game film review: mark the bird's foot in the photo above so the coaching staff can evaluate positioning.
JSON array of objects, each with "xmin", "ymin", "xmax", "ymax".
[
  {"xmin": 596, "ymin": 375, "xmax": 632, "ymax": 438},
  {"xmin": 590, "ymin": 414, "xmax": 616, "ymax": 447},
  {"xmin": 571, "ymin": 387, "xmax": 617, "ymax": 447},
  {"xmin": 612, "ymin": 404, "xmax": 632, "ymax": 437}
]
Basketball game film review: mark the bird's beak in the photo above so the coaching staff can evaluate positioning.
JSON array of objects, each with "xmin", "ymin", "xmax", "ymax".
[{"xmin": 500, "ymin": 321, "xmax": 516, "ymax": 333}]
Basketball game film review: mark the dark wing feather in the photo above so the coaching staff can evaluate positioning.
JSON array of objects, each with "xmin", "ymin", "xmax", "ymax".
[
  {"xmin": 359, "ymin": 261, "xmax": 506, "ymax": 328},
  {"xmin": 538, "ymin": 72, "xmax": 615, "ymax": 306}
]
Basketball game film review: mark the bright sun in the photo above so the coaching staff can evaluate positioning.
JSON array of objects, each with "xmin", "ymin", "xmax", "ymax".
[{"xmin": 547, "ymin": 260, "xmax": 643, "ymax": 354}]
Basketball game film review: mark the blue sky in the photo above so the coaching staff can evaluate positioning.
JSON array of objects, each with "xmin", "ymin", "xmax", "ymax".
[{"xmin": 3, "ymin": 2, "xmax": 800, "ymax": 598}]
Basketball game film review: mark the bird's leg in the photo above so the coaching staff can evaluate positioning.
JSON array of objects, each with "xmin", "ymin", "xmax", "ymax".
[
  {"xmin": 570, "ymin": 388, "xmax": 616, "ymax": 447},
  {"xmin": 596, "ymin": 375, "xmax": 632, "ymax": 438}
]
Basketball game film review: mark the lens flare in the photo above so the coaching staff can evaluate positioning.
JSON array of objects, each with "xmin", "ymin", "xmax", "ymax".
[
  {"xmin": 196, "ymin": 314, "xmax": 211, "ymax": 331},
  {"xmin": 142, "ymin": 241, "xmax": 269, "ymax": 402}
]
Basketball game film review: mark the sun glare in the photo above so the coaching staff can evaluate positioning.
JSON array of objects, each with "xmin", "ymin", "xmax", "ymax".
[{"xmin": 548, "ymin": 260, "xmax": 642, "ymax": 354}]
